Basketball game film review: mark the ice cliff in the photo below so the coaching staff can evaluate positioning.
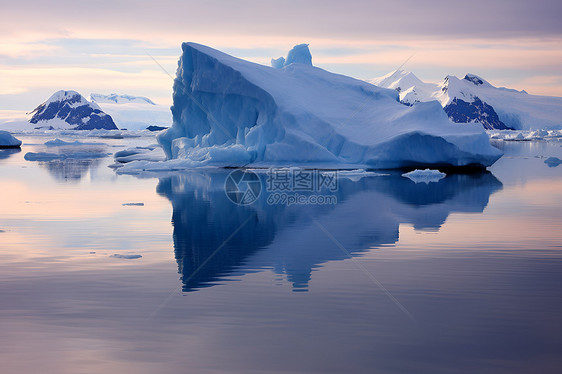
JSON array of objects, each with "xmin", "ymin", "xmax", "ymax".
[{"xmin": 157, "ymin": 43, "xmax": 502, "ymax": 169}]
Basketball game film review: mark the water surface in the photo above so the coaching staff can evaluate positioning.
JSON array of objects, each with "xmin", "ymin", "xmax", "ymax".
[{"xmin": 1, "ymin": 135, "xmax": 561, "ymax": 374}]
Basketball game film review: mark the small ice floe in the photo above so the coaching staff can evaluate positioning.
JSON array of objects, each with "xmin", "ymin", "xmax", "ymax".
[
  {"xmin": 122, "ymin": 202, "xmax": 144, "ymax": 206},
  {"xmin": 488, "ymin": 129, "xmax": 562, "ymax": 141},
  {"xmin": 44, "ymin": 138, "xmax": 102, "ymax": 147},
  {"xmin": 336, "ymin": 169, "xmax": 388, "ymax": 181},
  {"xmin": 544, "ymin": 157, "xmax": 562, "ymax": 167},
  {"xmin": 146, "ymin": 125, "xmax": 168, "ymax": 132},
  {"xmin": 113, "ymin": 145, "xmax": 166, "ymax": 164},
  {"xmin": 110, "ymin": 254, "xmax": 142, "ymax": 259},
  {"xmin": 0, "ymin": 130, "xmax": 22, "ymax": 148},
  {"xmin": 87, "ymin": 129, "xmax": 145, "ymax": 139},
  {"xmin": 402, "ymin": 169, "xmax": 446, "ymax": 184},
  {"xmin": 24, "ymin": 151, "xmax": 109, "ymax": 161}
]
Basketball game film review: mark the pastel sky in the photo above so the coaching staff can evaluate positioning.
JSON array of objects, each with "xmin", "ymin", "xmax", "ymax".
[{"xmin": 1, "ymin": 0, "xmax": 561, "ymax": 110}]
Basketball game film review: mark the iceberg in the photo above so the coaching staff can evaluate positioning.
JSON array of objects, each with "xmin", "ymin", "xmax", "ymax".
[
  {"xmin": 0, "ymin": 131, "xmax": 22, "ymax": 148},
  {"xmin": 157, "ymin": 42, "xmax": 502, "ymax": 170}
]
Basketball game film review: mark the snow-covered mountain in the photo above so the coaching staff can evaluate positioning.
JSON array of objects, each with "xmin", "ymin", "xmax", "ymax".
[
  {"xmin": 370, "ymin": 71, "xmax": 562, "ymax": 130},
  {"xmin": 29, "ymin": 90, "xmax": 118, "ymax": 130},
  {"xmin": 153, "ymin": 43, "xmax": 501, "ymax": 171},
  {"xmin": 90, "ymin": 93, "xmax": 156, "ymax": 105},
  {"xmin": 90, "ymin": 93, "xmax": 171, "ymax": 131}
]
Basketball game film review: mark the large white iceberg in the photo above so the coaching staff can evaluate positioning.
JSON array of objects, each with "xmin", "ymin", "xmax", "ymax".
[{"xmin": 157, "ymin": 43, "xmax": 502, "ymax": 169}]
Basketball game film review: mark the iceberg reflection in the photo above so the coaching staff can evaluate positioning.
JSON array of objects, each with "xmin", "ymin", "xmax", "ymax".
[
  {"xmin": 157, "ymin": 170, "xmax": 502, "ymax": 292},
  {"xmin": 0, "ymin": 148, "xmax": 21, "ymax": 161}
]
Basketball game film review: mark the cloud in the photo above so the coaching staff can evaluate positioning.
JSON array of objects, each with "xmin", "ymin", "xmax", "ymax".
[
  {"xmin": 2, "ymin": 0, "xmax": 562, "ymax": 42},
  {"xmin": 1, "ymin": 0, "xmax": 561, "ymax": 106}
]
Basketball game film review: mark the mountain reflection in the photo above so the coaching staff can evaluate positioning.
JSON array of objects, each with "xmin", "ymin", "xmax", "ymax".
[{"xmin": 157, "ymin": 171, "xmax": 502, "ymax": 292}]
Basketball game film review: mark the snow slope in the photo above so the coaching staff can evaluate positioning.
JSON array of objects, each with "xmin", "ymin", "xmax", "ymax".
[
  {"xmin": 155, "ymin": 43, "xmax": 501, "ymax": 170},
  {"xmin": 90, "ymin": 93, "xmax": 171, "ymax": 131},
  {"xmin": 371, "ymin": 71, "xmax": 562, "ymax": 130},
  {"xmin": 29, "ymin": 90, "xmax": 118, "ymax": 130}
]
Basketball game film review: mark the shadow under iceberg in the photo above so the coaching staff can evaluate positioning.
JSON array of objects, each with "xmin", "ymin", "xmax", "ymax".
[{"xmin": 157, "ymin": 170, "xmax": 502, "ymax": 292}]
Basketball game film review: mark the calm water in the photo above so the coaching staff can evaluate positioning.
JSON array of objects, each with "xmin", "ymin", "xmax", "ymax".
[{"xmin": 1, "ymin": 135, "xmax": 561, "ymax": 374}]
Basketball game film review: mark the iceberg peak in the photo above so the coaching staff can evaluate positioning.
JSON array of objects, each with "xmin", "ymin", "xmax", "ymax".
[{"xmin": 271, "ymin": 43, "xmax": 312, "ymax": 68}]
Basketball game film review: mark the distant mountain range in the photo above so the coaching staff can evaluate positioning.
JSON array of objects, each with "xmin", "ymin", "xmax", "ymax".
[
  {"xmin": 29, "ymin": 90, "xmax": 117, "ymax": 130},
  {"xmin": 24, "ymin": 91, "xmax": 171, "ymax": 131},
  {"xmin": 370, "ymin": 71, "xmax": 562, "ymax": 130},
  {"xmin": 90, "ymin": 93, "xmax": 156, "ymax": 105},
  {"xmin": 89, "ymin": 93, "xmax": 171, "ymax": 131}
]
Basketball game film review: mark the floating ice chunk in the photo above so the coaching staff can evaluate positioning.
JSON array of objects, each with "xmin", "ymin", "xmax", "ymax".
[
  {"xmin": 24, "ymin": 152, "xmax": 66, "ymax": 161},
  {"xmin": 0, "ymin": 131, "xmax": 22, "ymax": 148},
  {"xmin": 24, "ymin": 151, "xmax": 109, "ymax": 161},
  {"xmin": 113, "ymin": 145, "xmax": 166, "ymax": 163},
  {"xmin": 86, "ymin": 129, "xmax": 143, "ymax": 139},
  {"xmin": 110, "ymin": 254, "xmax": 142, "ymax": 259},
  {"xmin": 402, "ymin": 169, "xmax": 446, "ymax": 184},
  {"xmin": 544, "ymin": 157, "xmax": 562, "ymax": 167},
  {"xmin": 332, "ymin": 169, "xmax": 389, "ymax": 182},
  {"xmin": 44, "ymin": 138, "xmax": 102, "ymax": 147},
  {"xmin": 146, "ymin": 125, "xmax": 168, "ymax": 132}
]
